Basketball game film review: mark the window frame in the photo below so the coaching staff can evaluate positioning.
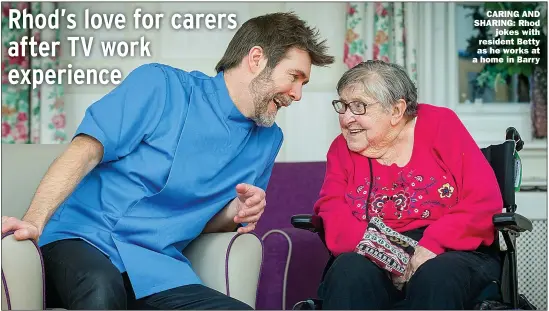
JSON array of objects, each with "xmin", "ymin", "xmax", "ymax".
[
  {"xmin": 451, "ymin": 3, "xmax": 533, "ymax": 109},
  {"xmin": 447, "ymin": 3, "xmax": 544, "ymax": 140},
  {"xmin": 445, "ymin": 3, "xmax": 546, "ymax": 187}
]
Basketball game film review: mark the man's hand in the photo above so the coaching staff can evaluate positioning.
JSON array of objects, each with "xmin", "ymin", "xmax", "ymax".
[
  {"xmin": 404, "ymin": 245, "xmax": 437, "ymax": 281},
  {"xmin": 1, "ymin": 216, "xmax": 40, "ymax": 241},
  {"xmin": 0, "ymin": 135, "xmax": 102, "ymax": 242},
  {"xmin": 233, "ymin": 183, "xmax": 266, "ymax": 234}
]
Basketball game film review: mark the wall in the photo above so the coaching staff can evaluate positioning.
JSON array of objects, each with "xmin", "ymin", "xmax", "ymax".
[{"xmin": 59, "ymin": 1, "xmax": 347, "ymax": 164}]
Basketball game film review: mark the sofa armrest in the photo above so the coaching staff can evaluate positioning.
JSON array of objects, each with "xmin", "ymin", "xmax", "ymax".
[
  {"xmin": 1, "ymin": 232, "xmax": 45, "ymax": 310},
  {"xmin": 182, "ymin": 232, "xmax": 262, "ymax": 309}
]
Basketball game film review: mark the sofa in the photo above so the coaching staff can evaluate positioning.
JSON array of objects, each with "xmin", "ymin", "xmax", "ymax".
[
  {"xmin": 255, "ymin": 162, "xmax": 331, "ymax": 310},
  {"xmin": 1, "ymin": 144, "xmax": 263, "ymax": 310}
]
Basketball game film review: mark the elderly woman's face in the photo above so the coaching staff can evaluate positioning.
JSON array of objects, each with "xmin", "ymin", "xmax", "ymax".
[{"xmin": 337, "ymin": 87, "xmax": 393, "ymax": 154}]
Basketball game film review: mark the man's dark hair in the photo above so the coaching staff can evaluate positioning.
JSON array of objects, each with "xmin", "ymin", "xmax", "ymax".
[{"xmin": 215, "ymin": 12, "xmax": 334, "ymax": 73}]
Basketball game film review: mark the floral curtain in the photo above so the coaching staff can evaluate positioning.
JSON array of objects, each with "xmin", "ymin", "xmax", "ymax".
[
  {"xmin": 344, "ymin": 2, "xmax": 417, "ymax": 84},
  {"xmin": 2, "ymin": 2, "xmax": 66, "ymax": 144}
]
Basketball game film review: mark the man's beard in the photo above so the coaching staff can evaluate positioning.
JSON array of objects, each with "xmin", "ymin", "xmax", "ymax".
[{"xmin": 249, "ymin": 68, "xmax": 290, "ymax": 127}]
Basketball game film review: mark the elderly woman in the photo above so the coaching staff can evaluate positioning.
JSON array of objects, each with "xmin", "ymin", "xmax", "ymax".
[{"xmin": 314, "ymin": 60, "xmax": 502, "ymax": 310}]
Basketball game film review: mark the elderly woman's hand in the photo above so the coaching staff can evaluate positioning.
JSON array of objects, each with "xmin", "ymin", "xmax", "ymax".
[
  {"xmin": 391, "ymin": 274, "xmax": 407, "ymax": 291},
  {"xmin": 404, "ymin": 246, "xmax": 437, "ymax": 281}
]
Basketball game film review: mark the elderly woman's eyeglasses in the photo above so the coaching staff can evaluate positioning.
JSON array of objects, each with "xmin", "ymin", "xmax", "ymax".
[{"xmin": 332, "ymin": 100, "xmax": 369, "ymax": 115}]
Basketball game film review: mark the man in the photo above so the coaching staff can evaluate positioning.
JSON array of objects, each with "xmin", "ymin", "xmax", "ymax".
[{"xmin": 1, "ymin": 12, "xmax": 334, "ymax": 310}]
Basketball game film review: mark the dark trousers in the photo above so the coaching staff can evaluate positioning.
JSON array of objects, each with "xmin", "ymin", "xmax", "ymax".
[
  {"xmin": 318, "ymin": 251, "xmax": 501, "ymax": 310},
  {"xmin": 41, "ymin": 239, "xmax": 253, "ymax": 310}
]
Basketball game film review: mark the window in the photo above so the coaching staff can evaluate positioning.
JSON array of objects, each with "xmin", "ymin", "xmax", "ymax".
[{"xmin": 455, "ymin": 3, "xmax": 532, "ymax": 105}]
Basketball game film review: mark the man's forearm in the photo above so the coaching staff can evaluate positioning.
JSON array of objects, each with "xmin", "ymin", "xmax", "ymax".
[
  {"xmin": 203, "ymin": 198, "xmax": 239, "ymax": 233},
  {"xmin": 22, "ymin": 135, "xmax": 102, "ymax": 234}
]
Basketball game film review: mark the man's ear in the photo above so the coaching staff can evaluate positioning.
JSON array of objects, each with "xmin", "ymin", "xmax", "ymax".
[
  {"xmin": 391, "ymin": 99, "xmax": 407, "ymax": 125},
  {"xmin": 247, "ymin": 46, "xmax": 267, "ymax": 74}
]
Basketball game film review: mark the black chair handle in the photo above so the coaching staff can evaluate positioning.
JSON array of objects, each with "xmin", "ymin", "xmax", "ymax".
[{"xmin": 505, "ymin": 127, "xmax": 523, "ymax": 152}]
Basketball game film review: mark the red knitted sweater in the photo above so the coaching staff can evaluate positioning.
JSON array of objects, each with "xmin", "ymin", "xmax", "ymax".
[{"xmin": 314, "ymin": 104, "xmax": 502, "ymax": 256}]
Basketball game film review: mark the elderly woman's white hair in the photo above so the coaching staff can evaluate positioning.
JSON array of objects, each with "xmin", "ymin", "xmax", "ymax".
[{"xmin": 336, "ymin": 60, "xmax": 419, "ymax": 117}]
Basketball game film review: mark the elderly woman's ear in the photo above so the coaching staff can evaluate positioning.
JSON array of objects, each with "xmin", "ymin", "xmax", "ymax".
[{"xmin": 391, "ymin": 98, "xmax": 408, "ymax": 126}]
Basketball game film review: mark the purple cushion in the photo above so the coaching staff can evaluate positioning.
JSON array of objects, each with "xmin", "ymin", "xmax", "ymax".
[
  {"xmin": 255, "ymin": 162, "xmax": 330, "ymax": 310},
  {"xmin": 256, "ymin": 162, "xmax": 327, "ymax": 237}
]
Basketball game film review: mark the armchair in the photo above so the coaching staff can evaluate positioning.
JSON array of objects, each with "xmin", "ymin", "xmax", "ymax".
[{"xmin": 1, "ymin": 144, "xmax": 263, "ymax": 310}]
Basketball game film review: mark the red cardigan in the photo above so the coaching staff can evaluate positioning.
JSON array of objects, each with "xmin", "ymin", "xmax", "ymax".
[{"xmin": 314, "ymin": 104, "xmax": 502, "ymax": 256}]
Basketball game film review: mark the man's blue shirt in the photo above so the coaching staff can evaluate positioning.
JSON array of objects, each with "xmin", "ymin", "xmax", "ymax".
[{"xmin": 38, "ymin": 63, "xmax": 283, "ymax": 299}]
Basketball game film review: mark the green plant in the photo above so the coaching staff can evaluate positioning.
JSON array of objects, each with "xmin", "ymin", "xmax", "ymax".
[{"xmin": 465, "ymin": 2, "xmax": 547, "ymax": 89}]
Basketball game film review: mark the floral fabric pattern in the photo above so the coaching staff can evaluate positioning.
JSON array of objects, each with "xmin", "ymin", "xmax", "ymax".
[
  {"xmin": 344, "ymin": 2, "xmax": 417, "ymax": 85},
  {"xmin": 2, "ymin": 2, "xmax": 29, "ymax": 143},
  {"xmin": 346, "ymin": 169, "xmax": 457, "ymax": 222},
  {"xmin": 344, "ymin": 3, "xmax": 365, "ymax": 69},
  {"xmin": 2, "ymin": 2, "xmax": 66, "ymax": 144},
  {"xmin": 438, "ymin": 183, "xmax": 455, "ymax": 198}
]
